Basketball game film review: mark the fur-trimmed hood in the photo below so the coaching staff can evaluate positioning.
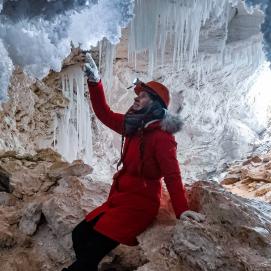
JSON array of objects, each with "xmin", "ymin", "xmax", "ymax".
[{"xmin": 160, "ymin": 110, "xmax": 183, "ymax": 134}]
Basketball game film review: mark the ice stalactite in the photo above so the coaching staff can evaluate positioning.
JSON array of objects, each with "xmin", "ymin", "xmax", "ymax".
[
  {"xmin": 127, "ymin": 0, "xmax": 268, "ymax": 79},
  {"xmin": 53, "ymin": 65, "xmax": 93, "ymax": 165},
  {"xmin": 128, "ymin": 0, "xmax": 237, "ymax": 77},
  {"xmin": 98, "ymin": 39, "xmax": 116, "ymax": 97}
]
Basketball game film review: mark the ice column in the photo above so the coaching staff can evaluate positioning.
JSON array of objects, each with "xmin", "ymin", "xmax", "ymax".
[{"xmin": 54, "ymin": 65, "xmax": 93, "ymax": 165}]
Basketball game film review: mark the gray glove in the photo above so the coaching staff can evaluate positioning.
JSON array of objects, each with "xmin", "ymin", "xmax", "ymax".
[
  {"xmin": 180, "ymin": 210, "xmax": 205, "ymax": 222},
  {"xmin": 83, "ymin": 53, "xmax": 100, "ymax": 83}
]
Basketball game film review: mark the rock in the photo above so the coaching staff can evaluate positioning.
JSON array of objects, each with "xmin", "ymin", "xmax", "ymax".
[
  {"xmin": 0, "ymin": 192, "xmax": 17, "ymax": 206},
  {"xmin": 264, "ymin": 161, "xmax": 271, "ymax": 169},
  {"xmin": 2, "ymin": 152, "xmax": 59, "ymax": 197},
  {"xmin": 42, "ymin": 177, "xmax": 109, "ymax": 249},
  {"xmin": 62, "ymin": 47, "xmax": 86, "ymax": 68},
  {"xmin": 228, "ymin": 164, "xmax": 242, "ymax": 174},
  {"xmin": 19, "ymin": 202, "xmax": 43, "ymax": 236},
  {"xmin": 243, "ymin": 155, "xmax": 262, "ymax": 165},
  {"xmin": 263, "ymin": 156, "xmax": 270, "ymax": 162},
  {"xmin": 0, "ymin": 165, "xmax": 11, "ymax": 192},
  {"xmin": 0, "ymin": 220, "xmax": 16, "ymax": 249},
  {"xmin": 137, "ymin": 181, "xmax": 271, "ymax": 271},
  {"xmin": 254, "ymin": 183, "xmax": 271, "ymax": 197},
  {"xmin": 220, "ymin": 173, "xmax": 240, "ymax": 185},
  {"xmin": 0, "ymin": 251, "xmax": 41, "ymax": 271},
  {"xmin": 246, "ymin": 169, "xmax": 268, "ymax": 182},
  {"xmin": 100, "ymin": 245, "xmax": 148, "ymax": 271},
  {"xmin": 48, "ymin": 160, "xmax": 93, "ymax": 180},
  {"xmin": 48, "ymin": 90, "xmax": 70, "ymax": 108},
  {"xmin": 34, "ymin": 148, "xmax": 63, "ymax": 163},
  {"xmin": 1, "ymin": 207, "xmax": 21, "ymax": 225},
  {"xmin": 10, "ymin": 168, "xmax": 46, "ymax": 198}
]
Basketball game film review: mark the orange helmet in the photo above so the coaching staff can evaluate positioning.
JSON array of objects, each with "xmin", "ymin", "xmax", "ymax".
[{"xmin": 134, "ymin": 81, "xmax": 170, "ymax": 108}]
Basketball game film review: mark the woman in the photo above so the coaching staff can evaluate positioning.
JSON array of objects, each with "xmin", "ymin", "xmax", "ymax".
[{"xmin": 63, "ymin": 53, "xmax": 202, "ymax": 271}]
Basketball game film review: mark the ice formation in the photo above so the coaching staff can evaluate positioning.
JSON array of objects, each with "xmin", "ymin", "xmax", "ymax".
[
  {"xmin": 53, "ymin": 65, "xmax": 93, "ymax": 165},
  {"xmin": 110, "ymin": 0, "xmax": 267, "ymax": 180},
  {"xmin": 0, "ymin": 0, "xmax": 270, "ymax": 102},
  {"xmin": 128, "ymin": 0, "xmax": 238, "ymax": 75},
  {"xmin": 128, "ymin": 0, "xmax": 271, "ymax": 76},
  {"xmin": 0, "ymin": 0, "xmax": 134, "ymax": 101},
  {"xmin": 245, "ymin": 0, "xmax": 271, "ymax": 62}
]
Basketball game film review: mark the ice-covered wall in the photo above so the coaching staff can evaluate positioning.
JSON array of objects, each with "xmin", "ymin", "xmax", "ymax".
[{"xmin": 109, "ymin": 0, "xmax": 268, "ymax": 180}]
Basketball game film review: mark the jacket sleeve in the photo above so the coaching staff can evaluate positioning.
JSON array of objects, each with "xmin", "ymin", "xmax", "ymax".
[
  {"xmin": 155, "ymin": 132, "xmax": 189, "ymax": 218},
  {"xmin": 87, "ymin": 80, "xmax": 125, "ymax": 134}
]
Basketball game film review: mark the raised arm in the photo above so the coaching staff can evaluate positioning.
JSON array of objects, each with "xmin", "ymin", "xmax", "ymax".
[
  {"xmin": 155, "ymin": 132, "xmax": 189, "ymax": 218},
  {"xmin": 84, "ymin": 52, "xmax": 124, "ymax": 134},
  {"xmin": 88, "ymin": 80, "xmax": 124, "ymax": 134}
]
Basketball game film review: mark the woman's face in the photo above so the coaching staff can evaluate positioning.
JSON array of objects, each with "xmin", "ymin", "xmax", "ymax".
[{"xmin": 132, "ymin": 91, "xmax": 153, "ymax": 111}]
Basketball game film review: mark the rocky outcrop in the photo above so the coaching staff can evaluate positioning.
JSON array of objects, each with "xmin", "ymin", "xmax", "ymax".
[
  {"xmin": 0, "ymin": 148, "xmax": 146, "ymax": 271},
  {"xmin": 137, "ymin": 181, "xmax": 271, "ymax": 271},
  {"xmin": 222, "ymin": 151, "xmax": 271, "ymax": 203},
  {"xmin": 1, "ymin": 147, "xmax": 270, "ymax": 271},
  {"xmin": 0, "ymin": 67, "xmax": 69, "ymax": 155},
  {"xmin": 0, "ymin": 149, "xmax": 97, "ymax": 270}
]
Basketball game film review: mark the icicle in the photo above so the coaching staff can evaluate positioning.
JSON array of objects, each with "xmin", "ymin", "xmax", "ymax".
[
  {"xmin": 128, "ymin": 0, "xmax": 238, "ymax": 78},
  {"xmin": 98, "ymin": 38, "xmax": 116, "ymax": 99},
  {"xmin": 54, "ymin": 65, "xmax": 93, "ymax": 165}
]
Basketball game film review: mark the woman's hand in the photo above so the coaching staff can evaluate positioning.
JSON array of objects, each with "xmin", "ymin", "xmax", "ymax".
[
  {"xmin": 83, "ymin": 53, "xmax": 100, "ymax": 83},
  {"xmin": 180, "ymin": 210, "xmax": 205, "ymax": 222}
]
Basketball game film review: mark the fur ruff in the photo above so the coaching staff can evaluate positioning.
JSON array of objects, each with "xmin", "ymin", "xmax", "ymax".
[{"xmin": 160, "ymin": 111, "xmax": 183, "ymax": 134}]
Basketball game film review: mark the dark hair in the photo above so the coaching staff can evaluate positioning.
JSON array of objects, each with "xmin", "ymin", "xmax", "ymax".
[{"xmin": 144, "ymin": 88, "xmax": 167, "ymax": 109}]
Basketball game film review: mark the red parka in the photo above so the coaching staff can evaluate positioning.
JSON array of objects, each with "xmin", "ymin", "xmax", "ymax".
[{"xmin": 85, "ymin": 80, "xmax": 188, "ymax": 246}]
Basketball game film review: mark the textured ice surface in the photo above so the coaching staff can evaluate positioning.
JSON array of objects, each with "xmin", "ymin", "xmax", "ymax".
[
  {"xmin": 129, "ymin": 0, "xmax": 234, "ymax": 74},
  {"xmin": 128, "ymin": 0, "xmax": 268, "ymax": 77},
  {"xmin": 244, "ymin": 0, "xmax": 271, "ymax": 62},
  {"xmin": 0, "ymin": 0, "xmax": 134, "ymax": 101}
]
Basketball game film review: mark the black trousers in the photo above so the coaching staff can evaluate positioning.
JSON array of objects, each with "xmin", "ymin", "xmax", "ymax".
[{"xmin": 64, "ymin": 216, "xmax": 119, "ymax": 271}]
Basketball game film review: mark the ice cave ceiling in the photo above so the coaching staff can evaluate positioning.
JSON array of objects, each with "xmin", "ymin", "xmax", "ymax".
[{"xmin": 1, "ymin": 0, "xmax": 271, "ymax": 180}]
